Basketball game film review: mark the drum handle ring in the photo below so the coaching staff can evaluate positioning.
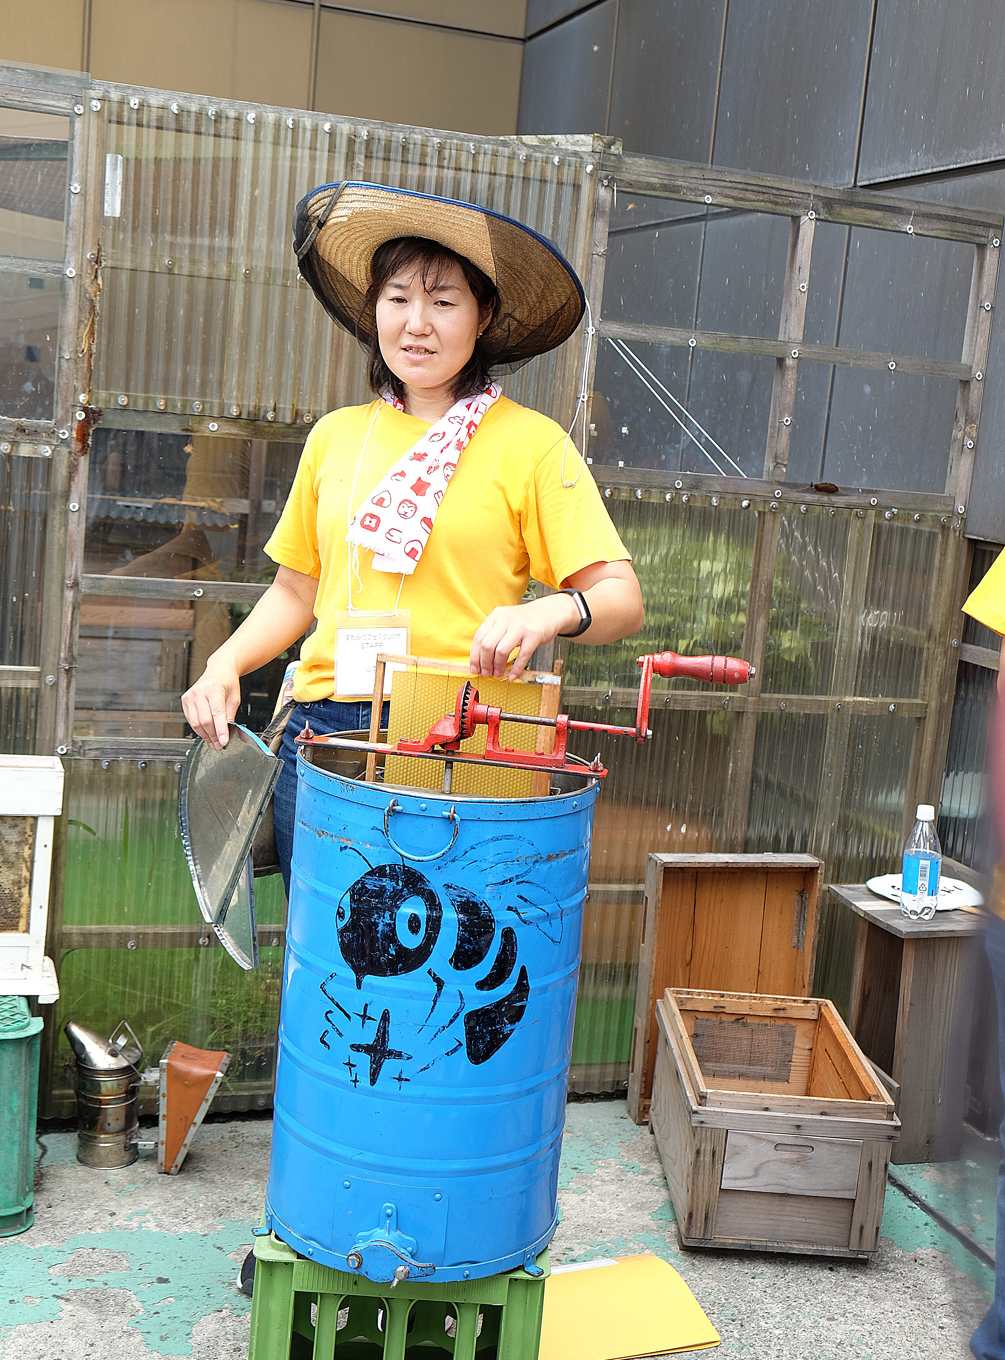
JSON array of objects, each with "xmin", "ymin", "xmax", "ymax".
[{"xmin": 383, "ymin": 800, "xmax": 459, "ymax": 861}]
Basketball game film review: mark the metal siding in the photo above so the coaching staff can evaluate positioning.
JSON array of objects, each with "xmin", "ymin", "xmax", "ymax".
[
  {"xmin": 525, "ymin": 0, "xmax": 593, "ymax": 37},
  {"xmin": 873, "ymin": 168, "xmax": 1005, "ymax": 540},
  {"xmin": 608, "ymin": 0, "xmax": 726, "ymax": 161},
  {"xmin": 713, "ymin": 0, "xmax": 873, "ymax": 185},
  {"xmin": 517, "ymin": 1, "xmax": 616, "ymax": 136},
  {"xmin": 859, "ymin": 0, "xmax": 1005, "ymax": 183}
]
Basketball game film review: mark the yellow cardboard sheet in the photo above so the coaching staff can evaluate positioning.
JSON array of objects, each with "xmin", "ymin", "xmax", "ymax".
[{"xmin": 540, "ymin": 1254, "xmax": 719, "ymax": 1359}]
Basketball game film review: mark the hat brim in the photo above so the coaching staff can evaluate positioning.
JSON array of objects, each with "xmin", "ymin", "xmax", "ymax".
[{"xmin": 293, "ymin": 181, "xmax": 586, "ymax": 366}]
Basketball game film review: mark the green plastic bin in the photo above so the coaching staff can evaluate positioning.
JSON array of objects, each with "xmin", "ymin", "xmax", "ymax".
[{"xmin": 0, "ymin": 995, "xmax": 43, "ymax": 1236}]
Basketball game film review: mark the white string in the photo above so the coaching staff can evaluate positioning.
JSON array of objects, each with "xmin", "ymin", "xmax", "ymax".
[
  {"xmin": 613, "ymin": 339, "xmax": 748, "ymax": 477},
  {"xmin": 559, "ymin": 295, "xmax": 596, "ymax": 489},
  {"xmin": 608, "ymin": 336, "xmax": 749, "ymax": 479},
  {"xmin": 607, "ymin": 339, "xmax": 729, "ymax": 476}
]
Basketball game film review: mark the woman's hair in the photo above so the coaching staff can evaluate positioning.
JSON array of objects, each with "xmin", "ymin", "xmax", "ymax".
[{"xmin": 361, "ymin": 236, "xmax": 500, "ymax": 403}]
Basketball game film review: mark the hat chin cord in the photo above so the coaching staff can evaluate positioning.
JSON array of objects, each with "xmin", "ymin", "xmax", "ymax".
[{"xmin": 558, "ymin": 296, "xmax": 595, "ymax": 490}]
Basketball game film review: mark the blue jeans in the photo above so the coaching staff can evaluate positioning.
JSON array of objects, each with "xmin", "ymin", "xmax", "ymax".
[
  {"xmin": 273, "ymin": 700, "xmax": 387, "ymax": 897},
  {"xmin": 973, "ymin": 914, "xmax": 1005, "ymax": 1359}
]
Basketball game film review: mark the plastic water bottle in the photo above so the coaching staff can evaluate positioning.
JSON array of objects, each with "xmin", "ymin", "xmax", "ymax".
[{"xmin": 900, "ymin": 804, "xmax": 942, "ymax": 921}]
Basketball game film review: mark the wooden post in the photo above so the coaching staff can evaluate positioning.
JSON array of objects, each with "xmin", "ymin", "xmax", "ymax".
[
  {"xmin": 764, "ymin": 213, "xmax": 816, "ymax": 482},
  {"xmin": 946, "ymin": 237, "xmax": 1001, "ymax": 508}
]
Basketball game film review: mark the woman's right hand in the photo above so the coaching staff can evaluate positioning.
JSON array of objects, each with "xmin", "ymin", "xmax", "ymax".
[{"xmin": 181, "ymin": 661, "xmax": 242, "ymax": 750}]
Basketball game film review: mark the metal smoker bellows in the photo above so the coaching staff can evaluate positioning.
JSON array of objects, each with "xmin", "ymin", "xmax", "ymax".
[{"xmin": 264, "ymin": 650, "xmax": 751, "ymax": 1284}]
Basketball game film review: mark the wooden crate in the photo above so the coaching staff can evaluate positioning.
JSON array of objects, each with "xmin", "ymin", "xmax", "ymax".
[
  {"xmin": 651, "ymin": 988, "xmax": 899, "ymax": 1258},
  {"xmin": 628, "ymin": 853, "xmax": 823, "ymax": 1123}
]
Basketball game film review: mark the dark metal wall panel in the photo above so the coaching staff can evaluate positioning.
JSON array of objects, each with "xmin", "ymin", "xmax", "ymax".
[
  {"xmin": 608, "ymin": 0, "xmax": 726, "ymax": 161},
  {"xmin": 867, "ymin": 168, "xmax": 1005, "ymax": 540},
  {"xmin": 525, "ymin": 0, "xmax": 593, "ymax": 38},
  {"xmin": 859, "ymin": 0, "xmax": 1005, "ymax": 183},
  {"xmin": 517, "ymin": 0, "xmax": 616, "ymax": 135},
  {"xmin": 820, "ymin": 219, "xmax": 974, "ymax": 492},
  {"xmin": 713, "ymin": 0, "xmax": 873, "ymax": 185}
]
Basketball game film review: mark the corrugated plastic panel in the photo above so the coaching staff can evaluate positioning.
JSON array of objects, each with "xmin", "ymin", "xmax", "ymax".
[
  {"xmin": 608, "ymin": 0, "xmax": 726, "ymax": 161},
  {"xmin": 92, "ymin": 91, "xmax": 594, "ymax": 429},
  {"xmin": 856, "ymin": 518, "xmax": 939, "ymax": 700},
  {"xmin": 859, "ymin": 0, "xmax": 1005, "ymax": 182},
  {"xmin": 939, "ymin": 661, "xmax": 994, "ymax": 869},
  {"xmin": 760, "ymin": 506, "xmax": 848, "ymax": 695},
  {"xmin": 0, "ymin": 452, "xmax": 48, "ymax": 668},
  {"xmin": 45, "ymin": 757, "xmax": 289, "ymax": 1117},
  {"xmin": 962, "ymin": 543, "xmax": 1003, "ymax": 651},
  {"xmin": 746, "ymin": 712, "xmax": 827, "ymax": 856},
  {"xmin": 713, "ymin": 0, "xmax": 873, "ymax": 185}
]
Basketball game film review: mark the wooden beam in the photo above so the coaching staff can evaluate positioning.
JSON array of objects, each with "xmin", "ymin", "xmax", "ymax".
[{"xmin": 764, "ymin": 214, "xmax": 815, "ymax": 480}]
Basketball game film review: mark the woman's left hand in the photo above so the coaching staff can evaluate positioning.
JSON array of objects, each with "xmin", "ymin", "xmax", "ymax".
[{"xmin": 469, "ymin": 595, "xmax": 579, "ymax": 680}]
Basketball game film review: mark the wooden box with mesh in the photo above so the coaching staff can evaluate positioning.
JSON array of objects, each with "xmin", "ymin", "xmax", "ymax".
[
  {"xmin": 651, "ymin": 988, "xmax": 900, "ymax": 1259},
  {"xmin": 0, "ymin": 757, "xmax": 63, "ymax": 1001}
]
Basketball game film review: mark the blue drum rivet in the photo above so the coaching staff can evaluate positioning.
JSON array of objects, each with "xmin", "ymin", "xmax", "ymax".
[
  {"xmin": 434, "ymin": 1192, "xmax": 443, "ymax": 1202},
  {"xmin": 343, "ymin": 1180, "xmax": 351, "ymax": 1189},
  {"xmin": 419, "ymin": 802, "xmax": 427, "ymax": 811}
]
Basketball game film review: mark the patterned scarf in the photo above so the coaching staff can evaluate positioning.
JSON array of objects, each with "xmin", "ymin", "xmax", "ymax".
[{"xmin": 347, "ymin": 383, "xmax": 502, "ymax": 575}]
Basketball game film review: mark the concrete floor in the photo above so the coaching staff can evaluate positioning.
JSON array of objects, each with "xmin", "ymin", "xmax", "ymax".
[{"xmin": 0, "ymin": 1100, "xmax": 993, "ymax": 1360}]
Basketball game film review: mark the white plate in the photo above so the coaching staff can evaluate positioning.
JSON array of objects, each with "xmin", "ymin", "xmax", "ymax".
[{"xmin": 865, "ymin": 873, "xmax": 983, "ymax": 911}]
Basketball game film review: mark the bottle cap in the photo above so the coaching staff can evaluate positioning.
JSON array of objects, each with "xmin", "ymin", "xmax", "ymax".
[{"xmin": 917, "ymin": 803, "xmax": 935, "ymax": 821}]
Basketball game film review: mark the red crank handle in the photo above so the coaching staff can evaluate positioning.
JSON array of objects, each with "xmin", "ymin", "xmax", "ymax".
[{"xmin": 643, "ymin": 651, "xmax": 754, "ymax": 686}]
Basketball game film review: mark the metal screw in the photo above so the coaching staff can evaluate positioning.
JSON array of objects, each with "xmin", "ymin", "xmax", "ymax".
[
  {"xmin": 0, "ymin": 442, "xmax": 9, "ymax": 453},
  {"xmin": 806, "ymin": 209, "xmax": 816, "ymax": 220},
  {"xmin": 951, "ymin": 637, "xmax": 960, "ymax": 648},
  {"xmin": 74, "ymin": 410, "xmax": 85, "ymax": 422},
  {"xmin": 65, "ymin": 266, "xmax": 76, "ymax": 278},
  {"xmin": 635, "ymin": 488, "xmax": 642, "ymax": 499},
  {"xmin": 44, "ymin": 674, "xmax": 56, "ymax": 686},
  {"xmin": 782, "ymin": 416, "xmax": 792, "ymax": 426},
  {"xmin": 553, "ymin": 155, "xmax": 561, "ymax": 165},
  {"xmin": 117, "ymin": 394, "xmax": 128, "ymax": 406},
  {"xmin": 585, "ymin": 163, "xmax": 594, "ymax": 175},
  {"xmin": 869, "ymin": 497, "xmax": 878, "ymax": 506},
  {"xmin": 994, "ymin": 238, "xmax": 1002, "ymax": 248},
  {"xmin": 198, "ymin": 935, "xmax": 209, "ymax": 947},
  {"xmin": 889, "ymin": 703, "xmax": 897, "ymax": 712},
  {"xmin": 68, "ymin": 501, "xmax": 79, "ymax": 512},
  {"xmin": 323, "ymin": 121, "xmax": 332, "ymax": 132},
  {"xmin": 741, "ymin": 498, "xmax": 750, "ymax": 508},
  {"xmin": 229, "ymin": 404, "xmax": 240, "ymax": 416},
  {"xmin": 790, "ymin": 348, "xmax": 799, "ymax": 359},
  {"xmin": 779, "ymin": 701, "xmax": 787, "ymax": 710},
  {"xmin": 288, "ymin": 117, "xmax": 295, "ymax": 129},
  {"xmin": 906, "ymin": 224, "xmax": 914, "ymax": 234},
  {"xmin": 675, "ymin": 479, "xmax": 683, "ymax": 489},
  {"xmin": 73, "ymin": 103, "xmax": 84, "ymax": 115},
  {"xmin": 243, "ymin": 266, "xmax": 251, "ymax": 278},
  {"xmin": 157, "ymin": 398, "xmax": 167, "ymax": 410},
  {"xmin": 798, "ymin": 281, "xmax": 808, "ymax": 292},
  {"xmin": 957, "ymin": 504, "xmax": 967, "ymax": 515},
  {"xmin": 774, "ymin": 489, "xmax": 783, "ymax": 497},
  {"xmin": 41, "ymin": 446, "xmax": 51, "ymax": 457},
  {"xmin": 193, "ymin": 401, "xmax": 203, "ymax": 413},
  {"xmin": 90, "ymin": 99, "xmax": 101, "ymax": 112},
  {"xmin": 913, "ymin": 513, "xmax": 922, "ymax": 522},
  {"xmin": 266, "ymin": 410, "xmax": 276, "ymax": 421},
  {"xmin": 59, "ymin": 427, "xmax": 70, "ymax": 439},
  {"xmin": 604, "ymin": 487, "xmax": 612, "ymax": 498},
  {"xmin": 57, "ymin": 744, "xmax": 69, "ymax": 755},
  {"xmin": 681, "ymin": 493, "xmax": 690, "ymax": 503},
  {"xmin": 208, "ymin": 107, "xmax": 217, "ymax": 119},
  {"xmin": 78, "ymin": 392, "xmax": 88, "ymax": 403},
  {"xmin": 769, "ymin": 500, "xmax": 779, "ymax": 511},
  {"xmin": 165, "ymin": 258, "xmax": 175, "ymax": 271},
  {"xmin": 170, "ymin": 101, "xmax": 180, "ymax": 114},
  {"xmin": 704, "ymin": 194, "xmax": 713, "ymax": 204},
  {"xmin": 303, "ymin": 413, "xmax": 314, "ymax": 423},
  {"xmin": 208, "ymin": 421, "xmax": 219, "ymax": 431},
  {"xmin": 192, "ymin": 587, "xmax": 205, "ymax": 598},
  {"xmin": 835, "ymin": 703, "xmax": 842, "ymax": 711},
  {"xmin": 975, "ymin": 370, "xmax": 984, "ymax": 381},
  {"xmin": 101, "ymin": 760, "xmax": 110, "ymax": 770},
  {"xmin": 888, "ymin": 360, "xmax": 897, "ymax": 371},
  {"xmin": 665, "ymin": 492, "xmax": 673, "ymax": 502},
  {"xmin": 361, "ymin": 129, "xmax": 369, "ymax": 140},
  {"xmin": 884, "ymin": 510, "xmax": 894, "ymax": 520},
  {"xmin": 711, "ymin": 495, "xmax": 720, "ymax": 507},
  {"xmin": 393, "ymin": 1265, "xmax": 410, "ymax": 1283},
  {"xmin": 984, "ymin": 302, "xmax": 993, "ymax": 312},
  {"xmin": 246, "ymin": 111, "xmax": 256, "ymax": 123},
  {"xmin": 965, "ymin": 438, "xmax": 975, "ymax": 449},
  {"xmin": 70, "ymin": 182, "xmax": 80, "ymax": 194},
  {"xmin": 799, "ymin": 504, "xmax": 807, "ymax": 513}
]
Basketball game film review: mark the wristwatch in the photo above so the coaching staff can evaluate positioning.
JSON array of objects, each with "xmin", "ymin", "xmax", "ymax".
[{"xmin": 557, "ymin": 588, "xmax": 592, "ymax": 638}]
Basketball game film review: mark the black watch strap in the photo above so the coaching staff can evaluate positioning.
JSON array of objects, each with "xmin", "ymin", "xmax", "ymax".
[{"xmin": 557, "ymin": 588, "xmax": 592, "ymax": 638}]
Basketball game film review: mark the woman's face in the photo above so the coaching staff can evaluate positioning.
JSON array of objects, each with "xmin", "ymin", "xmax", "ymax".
[{"xmin": 375, "ymin": 259, "xmax": 487, "ymax": 397}]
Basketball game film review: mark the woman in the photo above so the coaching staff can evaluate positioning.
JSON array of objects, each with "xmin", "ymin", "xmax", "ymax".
[{"xmin": 182, "ymin": 180, "xmax": 644, "ymax": 894}]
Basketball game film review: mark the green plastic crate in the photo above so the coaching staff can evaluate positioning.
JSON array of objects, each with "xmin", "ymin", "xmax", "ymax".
[
  {"xmin": 248, "ymin": 1231, "xmax": 547, "ymax": 1360},
  {"xmin": 0, "ymin": 995, "xmax": 43, "ymax": 1237}
]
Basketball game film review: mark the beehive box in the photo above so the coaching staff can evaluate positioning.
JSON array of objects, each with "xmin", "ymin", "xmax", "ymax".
[
  {"xmin": 628, "ymin": 853, "xmax": 822, "ymax": 1123},
  {"xmin": 651, "ymin": 988, "xmax": 899, "ymax": 1258}
]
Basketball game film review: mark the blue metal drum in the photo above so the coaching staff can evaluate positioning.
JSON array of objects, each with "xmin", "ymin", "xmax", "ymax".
[{"xmin": 264, "ymin": 747, "xmax": 599, "ymax": 1282}]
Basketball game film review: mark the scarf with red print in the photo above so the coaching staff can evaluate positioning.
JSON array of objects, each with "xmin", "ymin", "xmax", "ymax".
[{"xmin": 347, "ymin": 383, "xmax": 502, "ymax": 575}]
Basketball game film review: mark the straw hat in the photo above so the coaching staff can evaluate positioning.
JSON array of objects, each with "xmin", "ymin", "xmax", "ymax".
[{"xmin": 293, "ymin": 181, "xmax": 586, "ymax": 366}]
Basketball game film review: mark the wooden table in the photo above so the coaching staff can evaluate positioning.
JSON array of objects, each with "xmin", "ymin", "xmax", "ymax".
[{"xmin": 833, "ymin": 884, "xmax": 983, "ymax": 1164}]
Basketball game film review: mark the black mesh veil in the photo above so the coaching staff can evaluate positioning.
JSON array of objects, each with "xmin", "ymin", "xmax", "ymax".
[{"xmin": 293, "ymin": 182, "xmax": 586, "ymax": 370}]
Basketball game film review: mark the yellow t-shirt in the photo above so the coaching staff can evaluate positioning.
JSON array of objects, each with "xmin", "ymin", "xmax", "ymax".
[
  {"xmin": 963, "ymin": 549, "xmax": 1005, "ymax": 635},
  {"xmin": 263, "ymin": 395, "xmax": 631, "ymax": 701}
]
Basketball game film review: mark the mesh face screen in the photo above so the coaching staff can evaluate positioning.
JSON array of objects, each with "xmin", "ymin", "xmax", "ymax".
[{"xmin": 691, "ymin": 1015, "xmax": 797, "ymax": 1086}]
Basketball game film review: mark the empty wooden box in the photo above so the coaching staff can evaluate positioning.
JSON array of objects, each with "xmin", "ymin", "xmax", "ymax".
[
  {"xmin": 628, "ymin": 853, "xmax": 822, "ymax": 1123},
  {"xmin": 652, "ymin": 988, "xmax": 899, "ymax": 1258}
]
